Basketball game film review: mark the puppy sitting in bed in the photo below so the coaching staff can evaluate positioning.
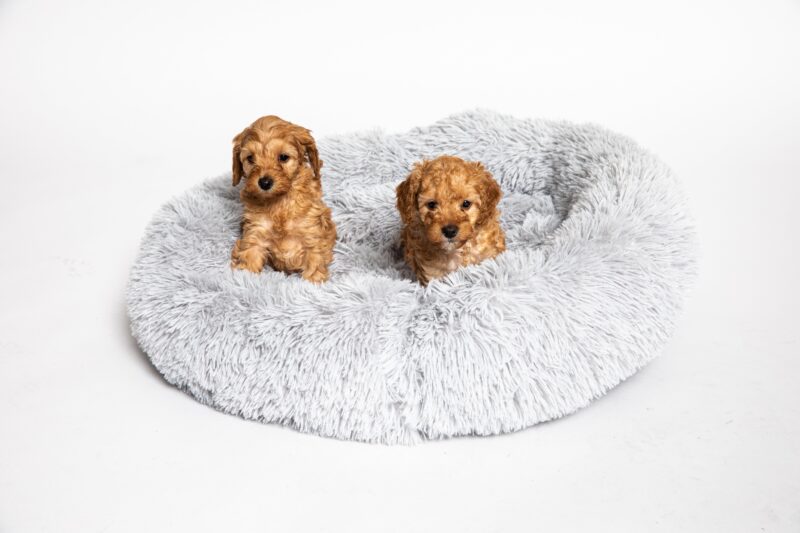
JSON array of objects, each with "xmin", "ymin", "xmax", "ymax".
[
  {"xmin": 396, "ymin": 155, "xmax": 506, "ymax": 285},
  {"xmin": 230, "ymin": 116, "xmax": 336, "ymax": 283}
]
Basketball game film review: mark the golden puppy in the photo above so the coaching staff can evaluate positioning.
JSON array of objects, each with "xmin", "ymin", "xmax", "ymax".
[
  {"xmin": 230, "ymin": 115, "xmax": 336, "ymax": 283},
  {"xmin": 396, "ymin": 155, "xmax": 506, "ymax": 285}
]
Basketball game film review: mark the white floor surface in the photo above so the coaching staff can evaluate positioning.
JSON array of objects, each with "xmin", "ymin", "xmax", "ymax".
[{"xmin": 1, "ymin": 1, "xmax": 798, "ymax": 531}]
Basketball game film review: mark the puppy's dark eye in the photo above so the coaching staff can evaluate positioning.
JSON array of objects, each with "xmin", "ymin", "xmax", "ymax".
[
  {"xmin": 246, "ymin": 155, "xmax": 255, "ymax": 164},
  {"xmin": 426, "ymin": 201, "xmax": 438, "ymax": 210},
  {"xmin": 461, "ymin": 200, "xmax": 472, "ymax": 209},
  {"xmin": 278, "ymin": 153, "xmax": 290, "ymax": 162}
]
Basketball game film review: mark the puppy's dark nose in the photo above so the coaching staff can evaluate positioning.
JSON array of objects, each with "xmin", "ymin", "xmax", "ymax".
[
  {"xmin": 442, "ymin": 225, "xmax": 459, "ymax": 239},
  {"xmin": 258, "ymin": 176, "xmax": 274, "ymax": 191}
]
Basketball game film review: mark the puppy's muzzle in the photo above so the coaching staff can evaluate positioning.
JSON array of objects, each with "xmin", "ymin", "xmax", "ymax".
[
  {"xmin": 258, "ymin": 176, "xmax": 274, "ymax": 191},
  {"xmin": 441, "ymin": 225, "xmax": 459, "ymax": 239}
]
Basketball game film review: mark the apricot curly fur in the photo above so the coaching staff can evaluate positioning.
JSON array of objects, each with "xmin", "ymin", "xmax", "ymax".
[
  {"xmin": 230, "ymin": 116, "xmax": 335, "ymax": 283},
  {"xmin": 396, "ymin": 155, "xmax": 506, "ymax": 285}
]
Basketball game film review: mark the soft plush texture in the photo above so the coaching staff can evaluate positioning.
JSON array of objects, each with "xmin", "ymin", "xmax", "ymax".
[{"xmin": 127, "ymin": 110, "xmax": 696, "ymax": 444}]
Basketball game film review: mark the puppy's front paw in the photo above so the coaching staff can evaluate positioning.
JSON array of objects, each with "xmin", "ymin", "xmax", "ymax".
[
  {"xmin": 231, "ymin": 260, "xmax": 255, "ymax": 272},
  {"xmin": 302, "ymin": 267, "xmax": 329, "ymax": 284},
  {"xmin": 233, "ymin": 258, "xmax": 265, "ymax": 273},
  {"xmin": 230, "ymin": 242, "xmax": 265, "ymax": 273},
  {"xmin": 230, "ymin": 240, "xmax": 242, "ymax": 267}
]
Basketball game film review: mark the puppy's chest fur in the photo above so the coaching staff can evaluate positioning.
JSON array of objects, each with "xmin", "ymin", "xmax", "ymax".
[
  {"xmin": 419, "ymin": 241, "xmax": 480, "ymax": 279},
  {"xmin": 405, "ymin": 221, "xmax": 505, "ymax": 284},
  {"xmin": 243, "ymin": 195, "xmax": 332, "ymax": 271}
]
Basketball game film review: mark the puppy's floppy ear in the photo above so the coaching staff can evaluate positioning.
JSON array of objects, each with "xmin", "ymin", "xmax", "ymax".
[
  {"xmin": 475, "ymin": 162, "xmax": 502, "ymax": 226},
  {"xmin": 396, "ymin": 161, "xmax": 426, "ymax": 224},
  {"xmin": 231, "ymin": 128, "xmax": 249, "ymax": 186},
  {"xmin": 295, "ymin": 127, "xmax": 322, "ymax": 179}
]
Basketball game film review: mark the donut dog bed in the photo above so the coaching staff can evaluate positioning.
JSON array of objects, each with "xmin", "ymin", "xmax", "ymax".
[{"xmin": 127, "ymin": 110, "xmax": 696, "ymax": 444}]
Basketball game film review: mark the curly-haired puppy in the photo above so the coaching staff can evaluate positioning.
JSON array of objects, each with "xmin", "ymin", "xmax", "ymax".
[
  {"xmin": 230, "ymin": 115, "xmax": 336, "ymax": 283},
  {"xmin": 396, "ymin": 155, "xmax": 506, "ymax": 285}
]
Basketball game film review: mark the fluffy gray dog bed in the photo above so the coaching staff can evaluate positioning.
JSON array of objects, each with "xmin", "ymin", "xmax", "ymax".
[{"xmin": 127, "ymin": 110, "xmax": 696, "ymax": 444}]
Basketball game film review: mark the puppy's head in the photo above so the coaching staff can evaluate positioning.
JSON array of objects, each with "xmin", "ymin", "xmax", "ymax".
[
  {"xmin": 396, "ymin": 155, "xmax": 501, "ymax": 250},
  {"xmin": 232, "ymin": 115, "xmax": 321, "ymax": 202}
]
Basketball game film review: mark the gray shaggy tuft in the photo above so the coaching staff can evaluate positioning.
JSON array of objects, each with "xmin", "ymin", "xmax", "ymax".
[{"xmin": 127, "ymin": 110, "xmax": 696, "ymax": 444}]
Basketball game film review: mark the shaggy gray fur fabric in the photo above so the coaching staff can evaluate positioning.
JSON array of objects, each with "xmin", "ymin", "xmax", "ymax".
[{"xmin": 127, "ymin": 110, "xmax": 696, "ymax": 444}]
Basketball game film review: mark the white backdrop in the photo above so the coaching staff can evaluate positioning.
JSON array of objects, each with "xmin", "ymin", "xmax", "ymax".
[{"xmin": 1, "ymin": 1, "xmax": 798, "ymax": 531}]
